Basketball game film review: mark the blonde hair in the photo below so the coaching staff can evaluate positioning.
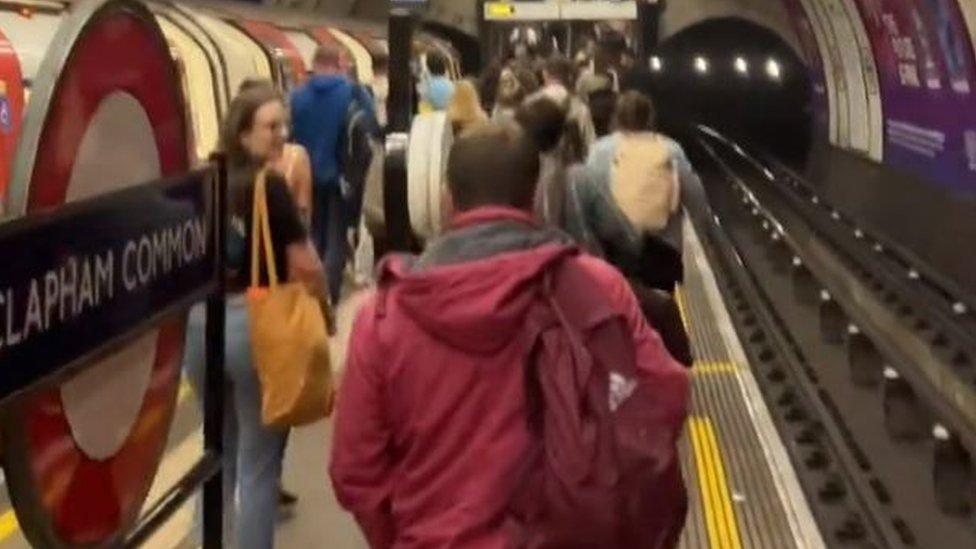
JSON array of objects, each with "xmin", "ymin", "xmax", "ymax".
[{"xmin": 448, "ymin": 79, "xmax": 488, "ymax": 133}]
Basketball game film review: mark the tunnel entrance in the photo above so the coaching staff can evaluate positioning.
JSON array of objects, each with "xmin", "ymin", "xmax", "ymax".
[{"xmin": 652, "ymin": 17, "xmax": 813, "ymax": 166}]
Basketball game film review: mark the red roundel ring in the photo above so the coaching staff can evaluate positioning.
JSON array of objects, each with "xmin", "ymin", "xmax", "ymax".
[{"xmin": 1, "ymin": 1, "xmax": 189, "ymax": 547}]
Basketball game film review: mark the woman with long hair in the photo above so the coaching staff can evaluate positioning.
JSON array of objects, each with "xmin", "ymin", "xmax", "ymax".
[
  {"xmin": 476, "ymin": 60, "xmax": 503, "ymax": 112},
  {"xmin": 447, "ymin": 79, "xmax": 488, "ymax": 134},
  {"xmin": 184, "ymin": 85, "xmax": 327, "ymax": 549},
  {"xmin": 238, "ymin": 79, "xmax": 313, "ymax": 227},
  {"xmin": 515, "ymin": 94, "xmax": 569, "ymax": 227},
  {"xmin": 491, "ymin": 68, "xmax": 525, "ymax": 124}
]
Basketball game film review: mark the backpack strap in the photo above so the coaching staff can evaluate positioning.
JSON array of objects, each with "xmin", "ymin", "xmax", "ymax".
[
  {"xmin": 523, "ymin": 255, "xmax": 632, "ymax": 429},
  {"xmin": 347, "ymin": 107, "xmax": 363, "ymax": 159},
  {"xmin": 544, "ymin": 256, "xmax": 623, "ymax": 335}
]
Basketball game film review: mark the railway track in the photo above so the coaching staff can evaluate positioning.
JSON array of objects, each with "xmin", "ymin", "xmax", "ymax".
[{"xmin": 681, "ymin": 126, "xmax": 976, "ymax": 548}]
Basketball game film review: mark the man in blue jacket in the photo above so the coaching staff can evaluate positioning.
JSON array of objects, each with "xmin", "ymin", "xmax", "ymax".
[{"xmin": 291, "ymin": 44, "xmax": 375, "ymax": 302}]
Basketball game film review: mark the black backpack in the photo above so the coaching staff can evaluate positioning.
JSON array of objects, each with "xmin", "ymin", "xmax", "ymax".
[{"xmin": 339, "ymin": 91, "xmax": 376, "ymax": 223}]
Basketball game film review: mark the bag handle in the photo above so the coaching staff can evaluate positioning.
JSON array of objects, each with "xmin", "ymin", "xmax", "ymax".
[{"xmin": 250, "ymin": 169, "xmax": 280, "ymax": 289}]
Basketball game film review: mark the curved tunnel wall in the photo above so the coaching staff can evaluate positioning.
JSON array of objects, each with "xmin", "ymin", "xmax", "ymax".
[
  {"xmin": 778, "ymin": 0, "xmax": 976, "ymax": 295},
  {"xmin": 780, "ymin": 0, "xmax": 976, "ymax": 194},
  {"xmin": 660, "ymin": 0, "xmax": 804, "ymax": 59},
  {"xmin": 624, "ymin": 0, "xmax": 976, "ymax": 194}
]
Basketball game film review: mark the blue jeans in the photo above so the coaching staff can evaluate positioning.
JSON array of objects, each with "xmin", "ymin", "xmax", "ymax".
[
  {"xmin": 184, "ymin": 299, "xmax": 287, "ymax": 549},
  {"xmin": 312, "ymin": 183, "xmax": 347, "ymax": 304}
]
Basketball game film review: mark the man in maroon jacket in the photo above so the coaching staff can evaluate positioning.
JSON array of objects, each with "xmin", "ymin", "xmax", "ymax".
[{"xmin": 330, "ymin": 123, "xmax": 688, "ymax": 548}]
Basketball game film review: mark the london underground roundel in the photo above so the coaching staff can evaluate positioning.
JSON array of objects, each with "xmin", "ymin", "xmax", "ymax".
[{"xmin": 1, "ymin": 0, "xmax": 189, "ymax": 546}]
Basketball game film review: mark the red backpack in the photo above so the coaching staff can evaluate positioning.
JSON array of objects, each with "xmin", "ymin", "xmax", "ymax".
[{"xmin": 508, "ymin": 258, "xmax": 688, "ymax": 549}]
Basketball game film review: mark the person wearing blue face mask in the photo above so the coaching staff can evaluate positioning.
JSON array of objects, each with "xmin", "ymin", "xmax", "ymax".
[{"xmin": 419, "ymin": 52, "xmax": 455, "ymax": 111}]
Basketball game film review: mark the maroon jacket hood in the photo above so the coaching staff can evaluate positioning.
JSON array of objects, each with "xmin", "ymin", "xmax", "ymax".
[{"xmin": 376, "ymin": 207, "xmax": 577, "ymax": 354}]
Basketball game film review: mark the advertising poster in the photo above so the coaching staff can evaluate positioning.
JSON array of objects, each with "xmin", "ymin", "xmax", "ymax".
[
  {"xmin": 854, "ymin": 0, "xmax": 976, "ymax": 190},
  {"xmin": 780, "ymin": 0, "xmax": 832, "ymax": 140}
]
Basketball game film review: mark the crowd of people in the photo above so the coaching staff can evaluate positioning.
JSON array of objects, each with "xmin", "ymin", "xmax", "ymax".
[{"xmin": 185, "ymin": 34, "xmax": 699, "ymax": 548}]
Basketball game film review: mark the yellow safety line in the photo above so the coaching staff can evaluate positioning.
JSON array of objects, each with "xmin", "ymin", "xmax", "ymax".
[
  {"xmin": 690, "ymin": 419, "xmax": 720, "ymax": 548},
  {"xmin": 178, "ymin": 380, "xmax": 193, "ymax": 402},
  {"xmin": 689, "ymin": 416, "xmax": 743, "ymax": 549},
  {"xmin": 692, "ymin": 417, "xmax": 723, "ymax": 549},
  {"xmin": 0, "ymin": 381, "xmax": 194, "ymax": 542},
  {"xmin": 695, "ymin": 361, "xmax": 741, "ymax": 376},
  {"xmin": 675, "ymin": 285, "xmax": 690, "ymax": 331},
  {"xmin": 707, "ymin": 419, "xmax": 739, "ymax": 549},
  {"xmin": 0, "ymin": 509, "xmax": 17, "ymax": 540}
]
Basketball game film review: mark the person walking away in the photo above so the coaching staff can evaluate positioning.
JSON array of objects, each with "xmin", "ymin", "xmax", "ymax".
[
  {"xmin": 576, "ymin": 41, "xmax": 620, "ymax": 99},
  {"xmin": 477, "ymin": 60, "xmax": 504, "ymax": 113},
  {"xmin": 184, "ymin": 85, "xmax": 328, "ymax": 549},
  {"xmin": 330, "ymin": 122, "xmax": 689, "ymax": 548},
  {"xmin": 515, "ymin": 94, "xmax": 570, "ymax": 228},
  {"xmin": 341, "ymin": 84, "xmax": 379, "ymax": 235},
  {"xmin": 491, "ymin": 68, "xmax": 524, "ymax": 124},
  {"xmin": 418, "ymin": 51, "xmax": 455, "ymax": 111},
  {"xmin": 342, "ymin": 82, "xmax": 380, "ymax": 286},
  {"xmin": 583, "ymin": 91, "xmax": 696, "ymax": 293},
  {"xmin": 514, "ymin": 65, "xmax": 541, "ymax": 97},
  {"xmin": 491, "ymin": 66, "xmax": 539, "ymax": 125},
  {"xmin": 291, "ymin": 44, "xmax": 376, "ymax": 304},
  {"xmin": 541, "ymin": 55, "xmax": 596, "ymax": 162},
  {"xmin": 567, "ymin": 91, "xmax": 699, "ymax": 365},
  {"xmin": 588, "ymin": 86, "xmax": 618, "ymax": 138},
  {"xmin": 447, "ymin": 78, "xmax": 489, "ymax": 135}
]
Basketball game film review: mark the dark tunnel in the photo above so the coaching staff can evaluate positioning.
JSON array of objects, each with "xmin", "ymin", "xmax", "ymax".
[{"xmin": 650, "ymin": 18, "xmax": 813, "ymax": 167}]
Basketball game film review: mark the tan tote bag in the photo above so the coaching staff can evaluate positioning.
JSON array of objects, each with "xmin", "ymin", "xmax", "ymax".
[
  {"xmin": 247, "ymin": 170, "xmax": 334, "ymax": 428},
  {"xmin": 610, "ymin": 133, "xmax": 680, "ymax": 233}
]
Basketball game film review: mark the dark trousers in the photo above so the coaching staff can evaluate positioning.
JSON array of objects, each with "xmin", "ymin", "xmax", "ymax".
[
  {"xmin": 607, "ymin": 235, "xmax": 684, "ymax": 294},
  {"xmin": 629, "ymin": 280, "xmax": 694, "ymax": 367},
  {"xmin": 312, "ymin": 183, "xmax": 347, "ymax": 304}
]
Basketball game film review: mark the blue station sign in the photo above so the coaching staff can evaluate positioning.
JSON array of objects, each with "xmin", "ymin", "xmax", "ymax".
[{"xmin": 0, "ymin": 170, "xmax": 215, "ymax": 402}]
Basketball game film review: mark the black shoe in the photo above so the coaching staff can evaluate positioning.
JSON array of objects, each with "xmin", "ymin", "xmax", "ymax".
[{"xmin": 278, "ymin": 487, "xmax": 298, "ymax": 507}]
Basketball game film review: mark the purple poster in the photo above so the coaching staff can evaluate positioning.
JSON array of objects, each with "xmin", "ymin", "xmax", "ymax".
[
  {"xmin": 855, "ymin": 0, "xmax": 976, "ymax": 190},
  {"xmin": 780, "ymin": 0, "xmax": 831, "ymax": 139}
]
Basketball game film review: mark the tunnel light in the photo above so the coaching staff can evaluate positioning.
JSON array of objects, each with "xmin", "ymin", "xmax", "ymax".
[
  {"xmin": 694, "ymin": 56, "xmax": 709, "ymax": 74},
  {"xmin": 650, "ymin": 56, "xmax": 662, "ymax": 72},
  {"xmin": 766, "ymin": 58, "xmax": 782, "ymax": 80},
  {"xmin": 734, "ymin": 56, "xmax": 748, "ymax": 75}
]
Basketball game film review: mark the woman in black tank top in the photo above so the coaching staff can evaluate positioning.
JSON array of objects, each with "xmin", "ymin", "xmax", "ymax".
[{"xmin": 184, "ymin": 84, "xmax": 327, "ymax": 549}]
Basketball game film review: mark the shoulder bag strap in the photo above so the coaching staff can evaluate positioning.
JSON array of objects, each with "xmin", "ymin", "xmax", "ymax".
[
  {"xmin": 250, "ymin": 169, "xmax": 280, "ymax": 288},
  {"xmin": 250, "ymin": 170, "xmax": 264, "ymax": 289},
  {"xmin": 259, "ymin": 174, "xmax": 279, "ymax": 287}
]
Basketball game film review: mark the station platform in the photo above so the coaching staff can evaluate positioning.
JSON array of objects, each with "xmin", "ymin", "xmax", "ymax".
[
  {"xmin": 675, "ymin": 220, "xmax": 823, "ymax": 549},
  {"xmin": 0, "ymin": 219, "xmax": 825, "ymax": 549}
]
